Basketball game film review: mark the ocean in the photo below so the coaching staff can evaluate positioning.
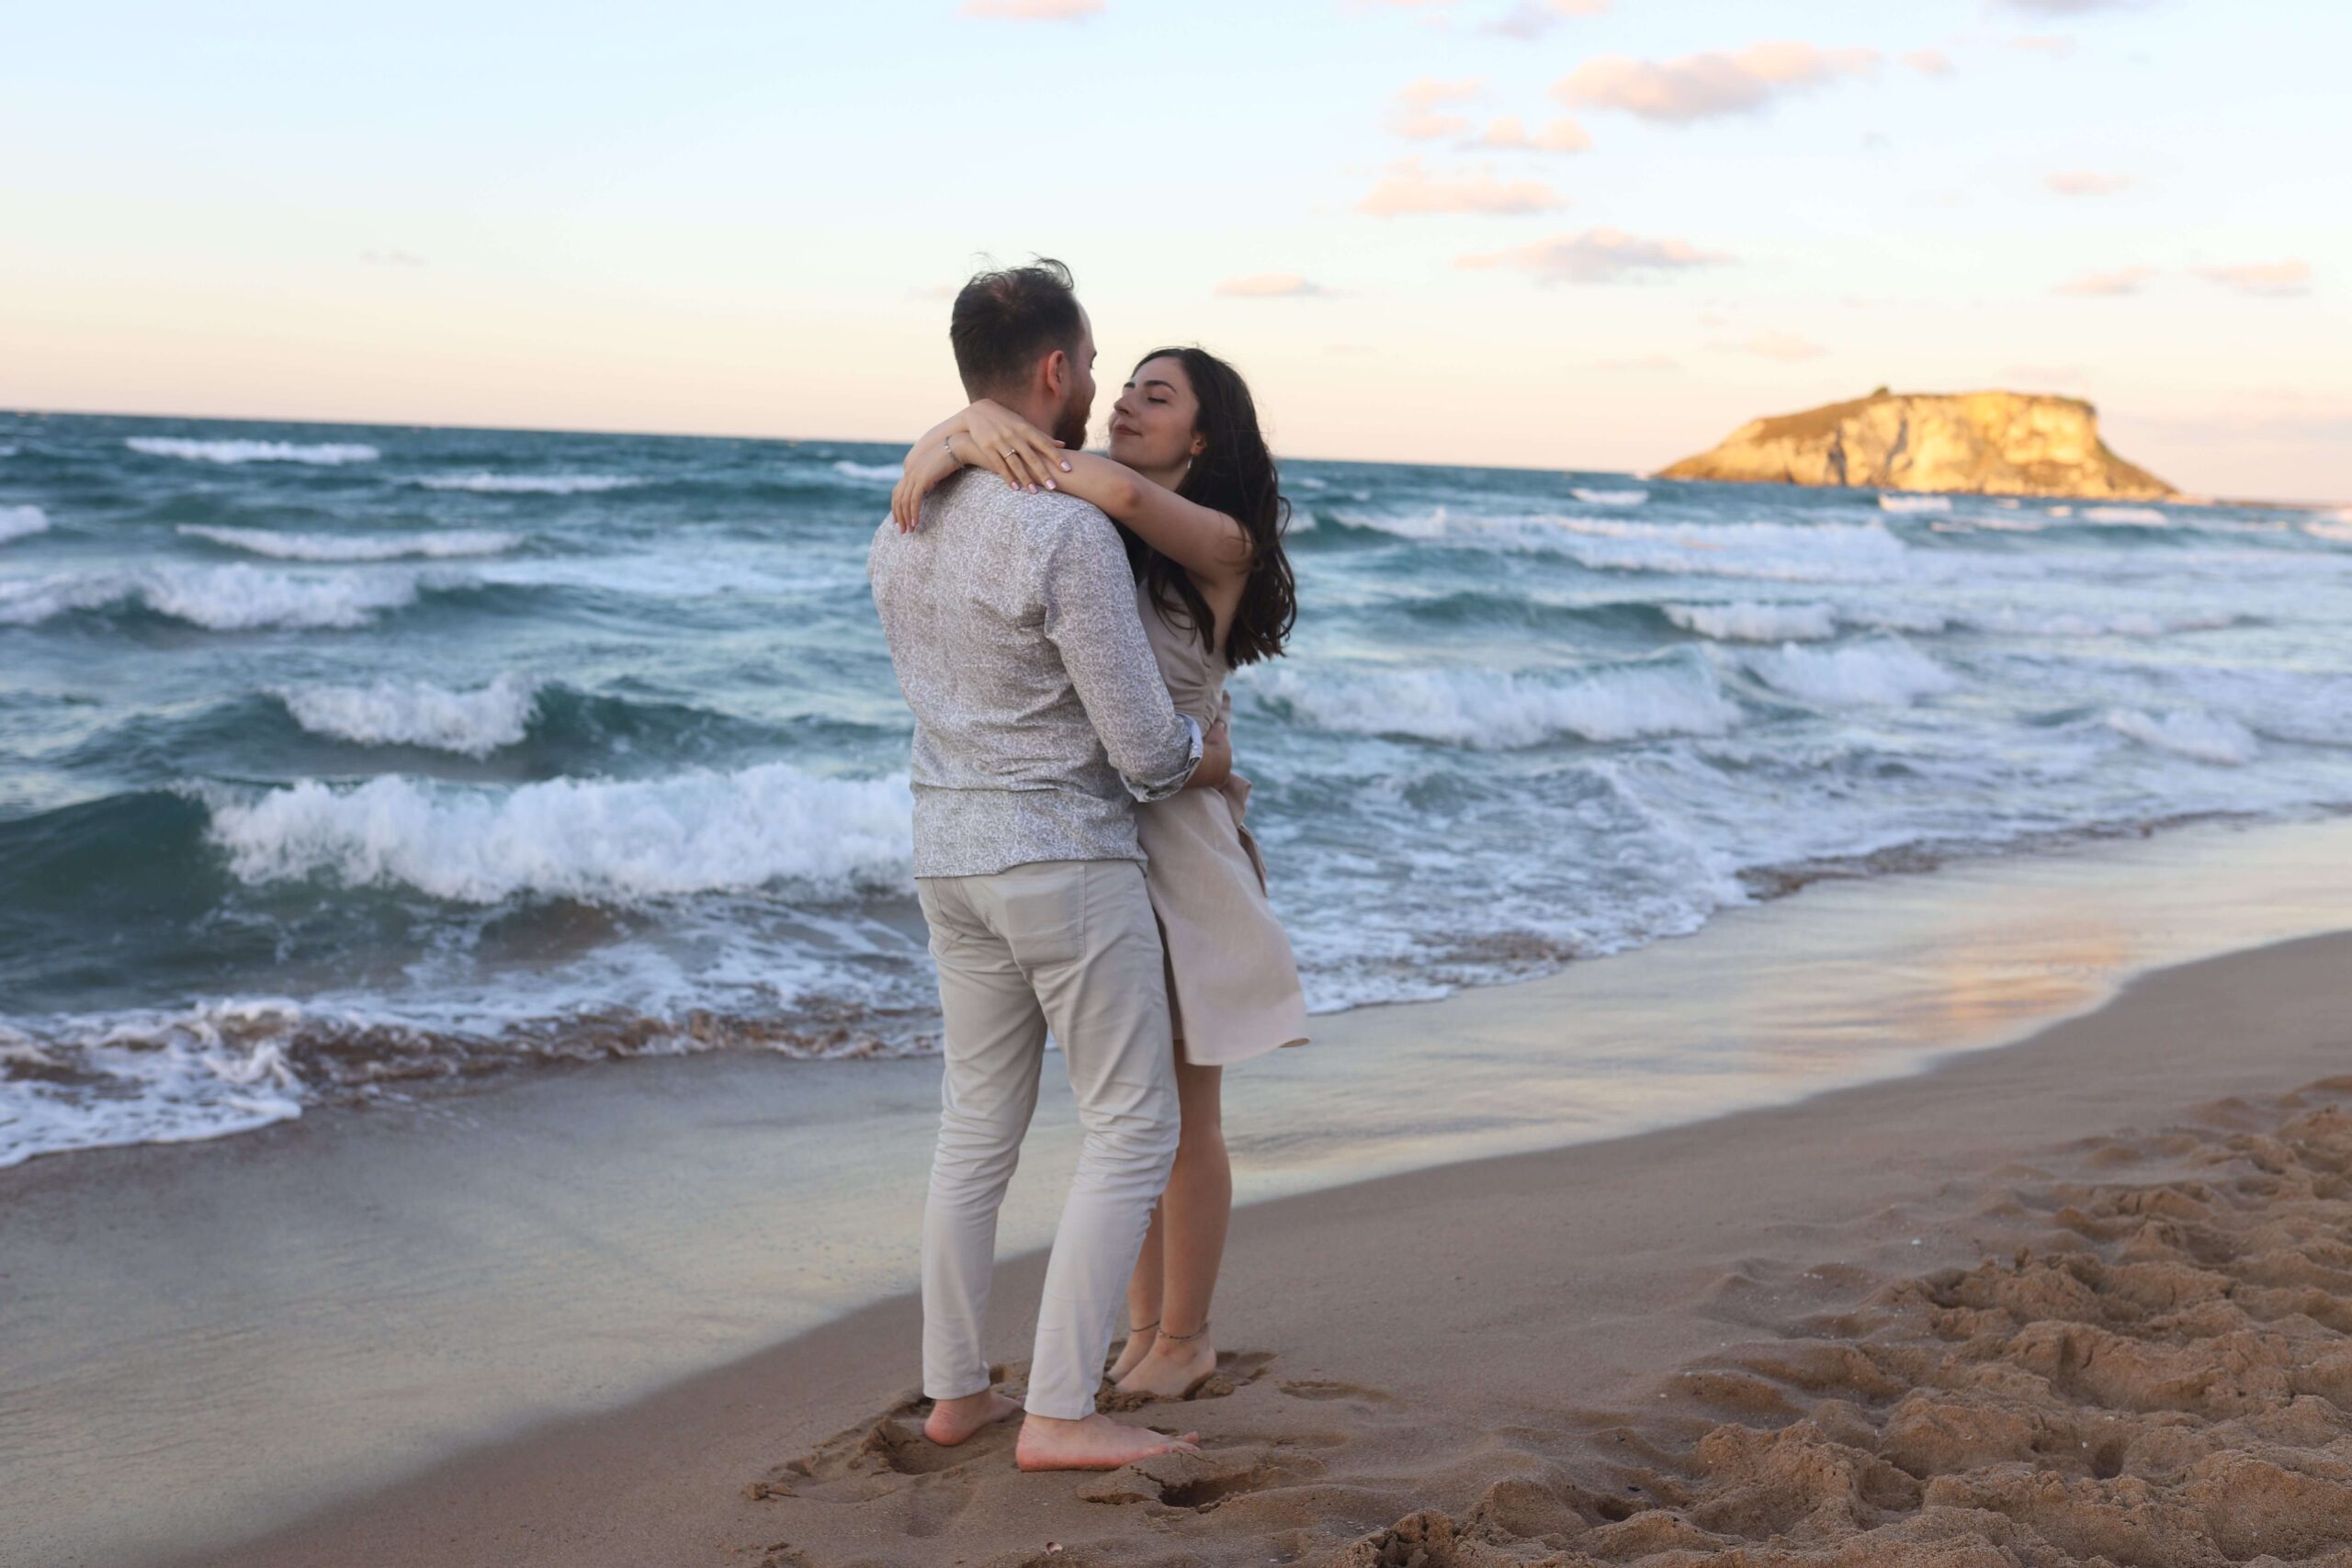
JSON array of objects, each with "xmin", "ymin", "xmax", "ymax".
[{"xmin": 3, "ymin": 412, "xmax": 2348, "ymax": 1168}]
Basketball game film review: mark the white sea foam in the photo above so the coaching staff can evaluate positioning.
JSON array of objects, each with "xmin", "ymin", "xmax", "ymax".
[
  {"xmin": 2105, "ymin": 707, "xmax": 2260, "ymax": 766},
  {"xmin": 831, "ymin": 460, "xmax": 900, "ymax": 483},
  {"xmin": 1964, "ymin": 607, "xmax": 2240, "ymax": 638},
  {"xmin": 0, "ymin": 564, "xmax": 452, "ymax": 630},
  {"xmin": 2302, "ymin": 519, "xmax": 2352, "ymax": 545},
  {"xmin": 274, "ymin": 674, "xmax": 542, "ymax": 757},
  {"xmin": 0, "ymin": 504, "xmax": 49, "ymax": 544},
  {"xmin": 416, "ymin": 473, "xmax": 640, "ymax": 494},
  {"xmin": 1744, "ymin": 637, "xmax": 1958, "ymax": 707},
  {"xmin": 0, "ymin": 444, "xmax": 18, "ymax": 457},
  {"xmin": 1664, "ymin": 601, "xmax": 1838, "ymax": 642},
  {"xmin": 1246, "ymin": 661, "xmax": 1739, "ymax": 749},
  {"xmin": 0, "ymin": 1007, "xmax": 306, "ymax": 1169},
  {"xmin": 1878, "ymin": 493, "xmax": 1952, "ymax": 513},
  {"xmin": 1546, "ymin": 517, "xmax": 1912, "ymax": 584},
  {"xmin": 142, "ymin": 565, "xmax": 444, "ymax": 629},
  {"xmin": 202, "ymin": 764, "xmax": 913, "ymax": 904},
  {"xmin": 2082, "ymin": 505, "xmax": 2169, "ymax": 525},
  {"xmin": 1572, "ymin": 487, "xmax": 1649, "ymax": 506},
  {"xmin": 180, "ymin": 525, "xmax": 521, "ymax": 561},
  {"xmin": 127, "ymin": 437, "xmax": 379, "ymax": 466}
]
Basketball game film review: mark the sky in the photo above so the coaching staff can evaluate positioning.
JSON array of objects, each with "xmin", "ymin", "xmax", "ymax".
[{"xmin": 3, "ymin": 1, "xmax": 2346, "ymax": 498}]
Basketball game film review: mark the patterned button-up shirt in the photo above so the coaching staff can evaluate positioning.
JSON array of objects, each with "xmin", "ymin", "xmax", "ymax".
[{"xmin": 869, "ymin": 470, "xmax": 1203, "ymax": 878}]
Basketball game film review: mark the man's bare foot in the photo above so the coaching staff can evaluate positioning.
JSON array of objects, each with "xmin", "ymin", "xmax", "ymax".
[
  {"xmin": 1015, "ymin": 1412, "xmax": 1199, "ymax": 1471},
  {"xmin": 922, "ymin": 1390, "xmax": 1023, "ymax": 1447},
  {"xmin": 1113, "ymin": 1334, "xmax": 1217, "ymax": 1400},
  {"xmin": 1107, "ymin": 1325, "xmax": 1158, "ymax": 1382}
]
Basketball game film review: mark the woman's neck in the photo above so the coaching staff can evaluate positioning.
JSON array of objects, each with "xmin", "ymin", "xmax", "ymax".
[{"xmin": 1131, "ymin": 459, "xmax": 1185, "ymax": 493}]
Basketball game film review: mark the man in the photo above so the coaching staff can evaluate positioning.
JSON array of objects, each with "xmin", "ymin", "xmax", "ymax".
[{"xmin": 868, "ymin": 259, "xmax": 1231, "ymax": 1471}]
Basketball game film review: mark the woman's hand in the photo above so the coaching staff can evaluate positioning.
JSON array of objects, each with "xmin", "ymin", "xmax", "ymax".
[
  {"xmin": 964, "ymin": 400, "xmax": 1073, "ymax": 494},
  {"xmin": 1185, "ymin": 716, "xmax": 1233, "ymax": 791},
  {"xmin": 890, "ymin": 438, "xmax": 962, "ymax": 533}
]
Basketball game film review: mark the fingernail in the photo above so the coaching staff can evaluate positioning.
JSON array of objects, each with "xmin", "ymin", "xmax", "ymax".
[
  {"xmin": 1060, "ymin": 462, "xmax": 1072, "ymax": 471},
  {"xmin": 1045, "ymin": 481, "xmax": 1056, "ymax": 491}
]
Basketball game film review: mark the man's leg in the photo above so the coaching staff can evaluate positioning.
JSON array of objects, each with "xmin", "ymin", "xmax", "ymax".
[
  {"xmin": 916, "ymin": 876, "xmax": 1046, "ymax": 1442},
  {"xmin": 1000, "ymin": 861, "xmax": 1190, "ymax": 1466}
]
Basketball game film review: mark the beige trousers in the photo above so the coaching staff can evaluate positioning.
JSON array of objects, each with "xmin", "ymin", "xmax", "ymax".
[{"xmin": 915, "ymin": 858, "xmax": 1181, "ymax": 1420}]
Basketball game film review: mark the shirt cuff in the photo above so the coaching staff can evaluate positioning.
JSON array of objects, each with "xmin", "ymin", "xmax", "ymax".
[{"xmin": 1124, "ymin": 716, "xmax": 1203, "ymax": 805}]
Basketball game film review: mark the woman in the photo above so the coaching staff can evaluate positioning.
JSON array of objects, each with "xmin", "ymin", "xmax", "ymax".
[{"xmin": 892, "ymin": 346, "xmax": 1308, "ymax": 1401}]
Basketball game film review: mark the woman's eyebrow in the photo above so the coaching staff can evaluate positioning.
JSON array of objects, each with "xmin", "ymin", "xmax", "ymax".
[{"xmin": 1139, "ymin": 378, "xmax": 1177, "ymax": 393}]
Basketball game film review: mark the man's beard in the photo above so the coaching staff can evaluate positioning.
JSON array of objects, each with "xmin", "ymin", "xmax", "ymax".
[{"xmin": 1051, "ymin": 396, "xmax": 1091, "ymax": 452}]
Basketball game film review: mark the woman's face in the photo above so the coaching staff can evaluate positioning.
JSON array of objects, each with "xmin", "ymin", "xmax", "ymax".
[{"xmin": 1106, "ymin": 355, "xmax": 1204, "ymax": 473}]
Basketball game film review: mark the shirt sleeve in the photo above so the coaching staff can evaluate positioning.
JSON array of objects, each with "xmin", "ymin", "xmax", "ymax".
[{"xmin": 1038, "ymin": 513, "xmax": 1204, "ymax": 803}]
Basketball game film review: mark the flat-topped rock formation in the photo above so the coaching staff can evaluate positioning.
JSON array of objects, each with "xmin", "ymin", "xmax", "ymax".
[{"xmin": 1660, "ymin": 389, "xmax": 2177, "ymax": 500}]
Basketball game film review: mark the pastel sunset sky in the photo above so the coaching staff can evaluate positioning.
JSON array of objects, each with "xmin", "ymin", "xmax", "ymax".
[{"xmin": 4, "ymin": 1, "xmax": 2344, "ymax": 497}]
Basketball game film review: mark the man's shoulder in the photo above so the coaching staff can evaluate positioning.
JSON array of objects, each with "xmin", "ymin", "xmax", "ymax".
[{"xmin": 936, "ymin": 472, "xmax": 1114, "ymax": 537}]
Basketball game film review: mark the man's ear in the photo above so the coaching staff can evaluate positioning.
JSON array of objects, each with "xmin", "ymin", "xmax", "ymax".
[{"xmin": 1039, "ymin": 348, "xmax": 1068, "ymax": 401}]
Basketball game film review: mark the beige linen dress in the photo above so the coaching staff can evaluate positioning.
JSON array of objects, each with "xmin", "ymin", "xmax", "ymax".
[{"xmin": 1134, "ymin": 581, "xmax": 1311, "ymax": 1065}]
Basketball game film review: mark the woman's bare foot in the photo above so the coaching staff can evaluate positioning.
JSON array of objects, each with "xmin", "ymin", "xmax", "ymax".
[
  {"xmin": 1014, "ymin": 1412, "xmax": 1198, "ymax": 1471},
  {"xmin": 1113, "ymin": 1334, "xmax": 1218, "ymax": 1400},
  {"xmin": 922, "ymin": 1390, "xmax": 1023, "ymax": 1447},
  {"xmin": 1107, "ymin": 1325, "xmax": 1159, "ymax": 1382}
]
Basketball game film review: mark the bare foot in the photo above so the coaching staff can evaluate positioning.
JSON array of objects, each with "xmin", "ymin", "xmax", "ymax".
[
  {"xmin": 1114, "ymin": 1335, "xmax": 1218, "ymax": 1400},
  {"xmin": 922, "ymin": 1390, "xmax": 1023, "ymax": 1447},
  {"xmin": 1107, "ymin": 1326, "xmax": 1158, "ymax": 1382},
  {"xmin": 1015, "ymin": 1412, "xmax": 1199, "ymax": 1472}
]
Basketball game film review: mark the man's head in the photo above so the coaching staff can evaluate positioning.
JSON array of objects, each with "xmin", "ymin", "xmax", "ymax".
[{"xmin": 949, "ymin": 259, "xmax": 1096, "ymax": 451}]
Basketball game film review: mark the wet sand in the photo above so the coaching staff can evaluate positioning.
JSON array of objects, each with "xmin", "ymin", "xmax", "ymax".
[
  {"xmin": 156, "ymin": 929, "xmax": 2352, "ymax": 1568},
  {"xmin": 6, "ymin": 817, "xmax": 2350, "ymax": 1566}
]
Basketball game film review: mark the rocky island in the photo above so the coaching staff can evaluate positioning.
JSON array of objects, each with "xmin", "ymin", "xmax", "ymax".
[{"xmin": 1659, "ymin": 389, "xmax": 2177, "ymax": 500}]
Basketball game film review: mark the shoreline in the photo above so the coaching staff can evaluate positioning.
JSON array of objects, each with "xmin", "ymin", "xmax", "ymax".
[
  {"xmin": 163, "ymin": 927, "xmax": 2352, "ymax": 1568},
  {"xmin": 7, "ymin": 812, "xmax": 2352, "ymax": 1564}
]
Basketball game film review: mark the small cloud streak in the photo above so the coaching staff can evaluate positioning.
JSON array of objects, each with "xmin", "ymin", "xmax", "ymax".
[
  {"xmin": 2001, "ymin": 0, "xmax": 2133, "ymax": 11},
  {"xmin": 1360, "ymin": 158, "xmax": 1565, "ymax": 217},
  {"xmin": 1216, "ymin": 274, "xmax": 1333, "ymax": 299},
  {"xmin": 1712, "ymin": 331, "xmax": 1826, "ymax": 362},
  {"xmin": 2010, "ymin": 34, "xmax": 2076, "ymax": 55},
  {"xmin": 1387, "ymin": 75, "xmax": 1483, "ymax": 139},
  {"xmin": 1555, "ymin": 41, "xmax": 1881, "ymax": 124},
  {"xmin": 1457, "ymin": 228, "xmax": 1731, "ymax": 285},
  {"xmin": 2053, "ymin": 265, "xmax": 2155, "ymax": 297},
  {"xmin": 1902, "ymin": 49, "xmax": 1954, "ymax": 76},
  {"xmin": 362, "ymin": 248, "xmax": 426, "ymax": 267},
  {"xmin": 1487, "ymin": 0, "xmax": 1608, "ymax": 39},
  {"xmin": 960, "ymin": 0, "xmax": 1102, "ymax": 16},
  {"xmin": 2197, "ymin": 260, "xmax": 2313, "ymax": 298},
  {"xmin": 1469, "ymin": 115, "xmax": 1593, "ymax": 152},
  {"xmin": 2046, "ymin": 170, "xmax": 2132, "ymax": 197}
]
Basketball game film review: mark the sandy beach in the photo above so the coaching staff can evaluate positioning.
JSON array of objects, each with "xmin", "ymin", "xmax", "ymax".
[
  {"xmin": 116, "ymin": 923, "xmax": 2349, "ymax": 1568},
  {"xmin": 0, "ymin": 810, "xmax": 2272, "ymax": 1568}
]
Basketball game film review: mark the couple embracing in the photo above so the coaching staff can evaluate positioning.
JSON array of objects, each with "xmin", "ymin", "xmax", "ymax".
[{"xmin": 867, "ymin": 258, "xmax": 1307, "ymax": 1470}]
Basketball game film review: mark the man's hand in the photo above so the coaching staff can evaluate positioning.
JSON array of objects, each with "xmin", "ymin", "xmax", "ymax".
[{"xmin": 1184, "ymin": 717, "xmax": 1232, "ymax": 791}]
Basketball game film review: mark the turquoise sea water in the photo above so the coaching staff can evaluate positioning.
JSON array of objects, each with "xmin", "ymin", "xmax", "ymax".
[{"xmin": 3, "ymin": 412, "xmax": 2348, "ymax": 1165}]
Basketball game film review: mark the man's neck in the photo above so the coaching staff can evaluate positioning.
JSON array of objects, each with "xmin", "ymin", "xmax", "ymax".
[{"xmin": 989, "ymin": 388, "xmax": 1066, "ymax": 446}]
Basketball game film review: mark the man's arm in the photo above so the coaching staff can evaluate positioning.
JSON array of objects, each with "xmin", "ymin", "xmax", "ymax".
[{"xmin": 1038, "ymin": 513, "xmax": 1203, "ymax": 802}]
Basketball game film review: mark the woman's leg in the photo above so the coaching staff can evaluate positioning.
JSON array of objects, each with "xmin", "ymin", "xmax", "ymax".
[
  {"xmin": 1114, "ymin": 1060, "xmax": 1228, "ymax": 1396},
  {"xmin": 1108, "ymin": 1201, "xmax": 1164, "ymax": 1382}
]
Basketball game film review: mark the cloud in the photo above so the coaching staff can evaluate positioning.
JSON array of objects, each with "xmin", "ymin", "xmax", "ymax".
[
  {"xmin": 2046, "ymin": 170, "xmax": 2131, "ymax": 197},
  {"xmin": 2053, "ymin": 265, "xmax": 2155, "ymax": 297},
  {"xmin": 1215, "ymin": 275, "xmax": 1334, "ymax": 299},
  {"xmin": 1711, "ymin": 331, "xmax": 1826, "ymax": 362},
  {"xmin": 1487, "ymin": 0, "xmax": 1608, "ymax": 39},
  {"xmin": 2197, "ymin": 260, "xmax": 2313, "ymax": 298},
  {"xmin": 1387, "ymin": 75, "xmax": 1483, "ymax": 138},
  {"xmin": 960, "ymin": 0, "xmax": 1102, "ymax": 16},
  {"xmin": 2000, "ymin": 0, "xmax": 2134, "ymax": 11},
  {"xmin": 1456, "ymin": 228, "xmax": 1731, "ymax": 285},
  {"xmin": 2010, "ymin": 35, "xmax": 2076, "ymax": 55},
  {"xmin": 362, "ymin": 248, "xmax": 426, "ymax": 267},
  {"xmin": 1554, "ymin": 41, "xmax": 1882, "ymax": 124},
  {"xmin": 1902, "ymin": 49, "xmax": 1954, "ymax": 76},
  {"xmin": 1468, "ymin": 115, "xmax": 1593, "ymax": 152},
  {"xmin": 1360, "ymin": 158, "xmax": 1565, "ymax": 217}
]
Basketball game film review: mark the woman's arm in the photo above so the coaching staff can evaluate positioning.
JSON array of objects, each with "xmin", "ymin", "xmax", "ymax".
[
  {"xmin": 960, "ymin": 402, "xmax": 1253, "ymax": 587},
  {"xmin": 888, "ymin": 434, "xmax": 967, "ymax": 532}
]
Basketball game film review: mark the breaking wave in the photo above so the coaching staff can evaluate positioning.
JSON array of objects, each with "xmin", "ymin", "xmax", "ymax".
[
  {"xmin": 179, "ymin": 525, "xmax": 521, "ymax": 561},
  {"xmin": 272, "ymin": 674, "xmax": 543, "ymax": 757},
  {"xmin": 126, "ymin": 437, "xmax": 379, "ymax": 465},
  {"xmin": 416, "ymin": 473, "xmax": 640, "ymax": 494},
  {"xmin": 1244, "ymin": 658, "xmax": 1739, "ymax": 749}
]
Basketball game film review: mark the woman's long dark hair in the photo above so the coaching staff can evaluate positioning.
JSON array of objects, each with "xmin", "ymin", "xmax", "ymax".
[{"xmin": 1121, "ymin": 346, "xmax": 1296, "ymax": 668}]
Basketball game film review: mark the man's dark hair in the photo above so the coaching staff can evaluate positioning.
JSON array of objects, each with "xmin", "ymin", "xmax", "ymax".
[{"xmin": 950, "ymin": 259, "xmax": 1082, "ymax": 399}]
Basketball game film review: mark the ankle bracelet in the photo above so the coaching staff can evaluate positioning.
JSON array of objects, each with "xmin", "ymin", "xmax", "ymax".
[
  {"xmin": 1158, "ymin": 1320, "xmax": 1210, "ymax": 1343},
  {"xmin": 1126, "ymin": 1320, "xmax": 1159, "ymax": 1337}
]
